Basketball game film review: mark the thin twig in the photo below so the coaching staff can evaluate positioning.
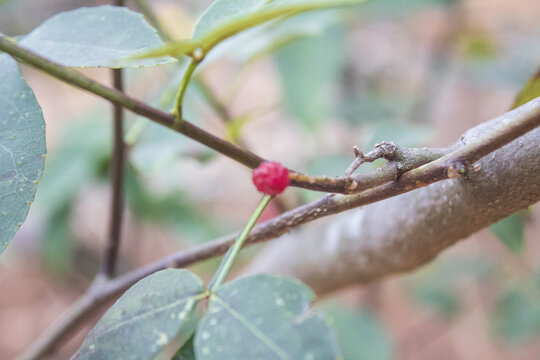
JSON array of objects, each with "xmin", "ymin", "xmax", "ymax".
[
  {"xmin": 100, "ymin": 4, "xmax": 126, "ymax": 276},
  {"xmin": 345, "ymin": 142, "xmax": 400, "ymax": 176},
  {"xmin": 0, "ymin": 36, "xmax": 447, "ymax": 195},
  {"xmin": 0, "ymin": 37, "xmax": 265, "ymax": 169},
  {"xmin": 16, "ymin": 98, "xmax": 540, "ymax": 360},
  {"xmin": 290, "ymin": 145, "xmax": 451, "ymax": 194}
]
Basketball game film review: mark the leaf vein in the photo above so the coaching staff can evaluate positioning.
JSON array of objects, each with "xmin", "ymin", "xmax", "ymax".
[
  {"xmin": 89, "ymin": 292, "xmax": 201, "ymax": 343},
  {"xmin": 213, "ymin": 295, "xmax": 292, "ymax": 360}
]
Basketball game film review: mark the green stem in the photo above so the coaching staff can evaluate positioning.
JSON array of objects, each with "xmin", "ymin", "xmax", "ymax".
[
  {"xmin": 173, "ymin": 58, "xmax": 198, "ymax": 122},
  {"xmin": 209, "ymin": 195, "xmax": 273, "ymax": 291}
]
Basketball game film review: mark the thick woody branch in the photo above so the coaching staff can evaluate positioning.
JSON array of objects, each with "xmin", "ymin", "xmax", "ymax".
[
  {"xmin": 16, "ymin": 97, "xmax": 540, "ymax": 360},
  {"xmin": 249, "ymin": 99, "xmax": 540, "ymax": 293}
]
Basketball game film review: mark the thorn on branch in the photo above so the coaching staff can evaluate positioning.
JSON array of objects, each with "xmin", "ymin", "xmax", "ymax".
[
  {"xmin": 345, "ymin": 142, "xmax": 399, "ymax": 177},
  {"xmin": 345, "ymin": 146, "xmax": 364, "ymax": 177}
]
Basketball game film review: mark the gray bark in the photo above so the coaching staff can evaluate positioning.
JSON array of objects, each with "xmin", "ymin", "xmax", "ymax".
[{"xmin": 248, "ymin": 99, "xmax": 540, "ymax": 294}]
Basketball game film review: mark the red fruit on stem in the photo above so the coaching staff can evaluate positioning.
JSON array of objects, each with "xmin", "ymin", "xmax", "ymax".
[{"xmin": 252, "ymin": 161, "xmax": 290, "ymax": 195}]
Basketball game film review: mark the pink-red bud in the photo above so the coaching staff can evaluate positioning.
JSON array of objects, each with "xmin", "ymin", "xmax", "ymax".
[{"xmin": 252, "ymin": 161, "xmax": 290, "ymax": 195}]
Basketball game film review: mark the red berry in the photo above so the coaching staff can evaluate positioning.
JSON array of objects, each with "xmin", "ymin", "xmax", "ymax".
[{"xmin": 252, "ymin": 161, "xmax": 290, "ymax": 195}]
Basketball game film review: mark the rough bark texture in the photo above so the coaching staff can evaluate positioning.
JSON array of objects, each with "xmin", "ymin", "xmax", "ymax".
[{"xmin": 248, "ymin": 100, "xmax": 540, "ymax": 295}]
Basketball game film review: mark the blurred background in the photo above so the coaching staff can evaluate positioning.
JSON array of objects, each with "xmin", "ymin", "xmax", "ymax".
[{"xmin": 0, "ymin": 0, "xmax": 539, "ymax": 359}]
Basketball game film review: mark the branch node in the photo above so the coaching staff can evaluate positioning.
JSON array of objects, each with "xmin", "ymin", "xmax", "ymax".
[
  {"xmin": 373, "ymin": 141, "xmax": 399, "ymax": 160},
  {"xmin": 192, "ymin": 47, "xmax": 205, "ymax": 62},
  {"xmin": 172, "ymin": 115, "xmax": 185, "ymax": 131},
  {"xmin": 447, "ymin": 161, "xmax": 468, "ymax": 179},
  {"xmin": 345, "ymin": 178, "xmax": 359, "ymax": 193}
]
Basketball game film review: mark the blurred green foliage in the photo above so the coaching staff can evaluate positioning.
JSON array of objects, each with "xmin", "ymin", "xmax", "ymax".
[
  {"xmin": 274, "ymin": 23, "xmax": 346, "ymax": 130},
  {"xmin": 34, "ymin": 113, "xmax": 222, "ymax": 274},
  {"xmin": 366, "ymin": 121, "xmax": 432, "ymax": 149},
  {"xmin": 512, "ymin": 67, "xmax": 540, "ymax": 110},
  {"xmin": 321, "ymin": 302, "xmax": 394, "ymax": 360},
  {"xmin": 491, "ymin": 278, "xmax": 540, "ymax": 344},
  {"xmin": 409, "ymin": 256, "xmax": 496, "ymax": 319},
  {"xmin": 34, "ymin": 116, "xmax": 110, "ymax": 273},
  {"xmin": 124, "ymin": 165, "xmax": 222, "ymax": 241},
  {"xmin": 490, "ymin": 212, "xmax": 526, "ymax": 254},
  {"xmin": 359, "ymin": 0, "xmax": 457, "ymax": 16}
]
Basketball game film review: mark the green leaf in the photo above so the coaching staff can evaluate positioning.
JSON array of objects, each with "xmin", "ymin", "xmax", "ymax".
[
  {"xmin": 155, "ymin": 9, "xmax": 342, "ymax": 69},
  {"xmin": 321, "ymin": 304, "xmax": 393, "ymax": 360},
  {"xmin": 491, "ymin": 288, "xmax": 540, "ymax": 344},
  {"xmin": 198, "ymin": 0, "xmax": 365, "ymax": 52},
  {"xmin": 192, "ymin": 0, "xmax": 269, "ymax": 40},
  {"xmin": 511, "ymin": 68, "xmax": 540, "ymax": 109},
  {"xmin": 414, "ymin": 286, "xmax": 460, "ymax": 319},
  {"xmin": 195, "ymin": 274, "xmax": 340, "ymax": 359},
  {"xmin": 140, "ymin": 0, "xmax": 366, "ymax": 60},
  {"xmin": 0, "ymin": 54, "xmax": 46, "ymax": 254},
  {"xmin": 274, "ymin": 24, "xmax": 346, "ymax": 129},
  {"xmin": 230, "ymin": 10, "xmax": 343, "ymax": 63},
  {"xmin": 19, "ymin": 6, "xmax": 174, "ymax": 68},
  {"xmin": 490, "ymin": 212, "xmax": 525, "ymax": 254},
  {"xmin": 73, "ymin": 269, "xmax": 205, "ymax": 360}
]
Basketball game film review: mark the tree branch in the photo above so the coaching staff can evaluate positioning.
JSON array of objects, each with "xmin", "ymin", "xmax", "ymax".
[
  {"xmin": 290, "ymin": 144, "xmax": 451, "ymax": 194},
  {"xmin": 0, "ymin": 36, "xmax": 265, "ymax": 169},
  {"xmin": 0, "ymin": 37, "xmax": 456, "ymax": 195},
  {"xmin": 16, "ymin": 97, "xmax": 540, "ymax": 360},
  {"xmin": 248, "ymin": 99, "xmax": 540, "ymax": 294}
]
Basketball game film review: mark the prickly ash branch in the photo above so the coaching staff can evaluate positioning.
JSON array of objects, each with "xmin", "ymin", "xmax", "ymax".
[{"xmin": 15, "ymin": 97, "xmax": 540, "ymax": 360}]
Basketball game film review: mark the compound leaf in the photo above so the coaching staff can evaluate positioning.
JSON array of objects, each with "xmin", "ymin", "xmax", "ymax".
[
  {"xmin": 195, "ymin": 274, "xmax": 340, "ymax": 359},
  {"xmin": 73, "ymin": 269, "xmax": 205, "ymax": 360}
]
